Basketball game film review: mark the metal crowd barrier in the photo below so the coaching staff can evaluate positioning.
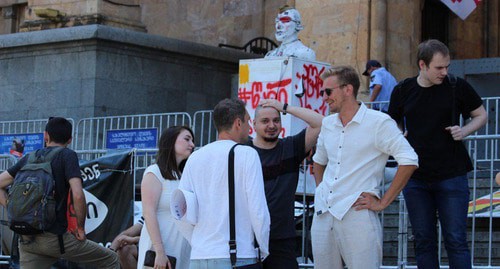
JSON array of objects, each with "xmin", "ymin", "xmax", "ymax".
[
  {"xmin": 0, "ymin": 154, "xmax": 18, "ymax": 265},
  {"xmin": 0, "ymin": 100, "xmax": 497, "ymax": 268},
  {"xmin": 73, "ymin": 112, "xmax": 191, "ymax": 153},
  {"xmin": 0, "ymin": 118, "xmax": 75, "ymax": 149},
  {"xmin": 73, "ymin": 112, "xmax": 192, "ymax": 204},
  {"xmin": 192, "ymin": 110, "xmax": 217, "ymax": 148}
]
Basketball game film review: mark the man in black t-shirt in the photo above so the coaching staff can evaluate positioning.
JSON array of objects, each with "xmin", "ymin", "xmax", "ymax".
[
  {"xmin": 0, "ymin": 117, "xmax": 119, "ymax": 269},
  {"xmin": 249, "ymin": 99, "xmax": 323, "ymax": 269},
  {"xmin": 388, "ymin": 39, "xmax": 487, "ymax": 269}
]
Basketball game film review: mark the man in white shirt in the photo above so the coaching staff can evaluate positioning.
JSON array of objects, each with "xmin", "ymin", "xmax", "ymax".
[
  {"xmin": 311, "ymin": 66, "xmax": 418, "ymax": 269},
  {"xmin": 179, "ymin": 98, "xmax": 270, "ymax": 269}
]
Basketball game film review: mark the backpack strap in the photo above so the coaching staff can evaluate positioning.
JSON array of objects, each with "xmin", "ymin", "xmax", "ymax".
[
  {"xmin": 30, "ymin": 147, "xmax": 66, "ymax": 254},
  {"xmin": 392, "ymin": 77, "xmax": 415, "ymax": 133},
  {"xmin": 228, "ymin": 143, "xmax": 239, "ymax": 266},
  {"xmin": 227, "ymin": 144, "xmax": 262, "ymax": 267},
  {"xmin": 27, "ymin": 147, "xmax": 64, "ymax": 165},
  {"xmin": 58, "ymin": 234, "xmax": 65, "ymax": 254},
  {"xmin": 447, "ymin": 73, "xmax": 457, "ymax": 126}
]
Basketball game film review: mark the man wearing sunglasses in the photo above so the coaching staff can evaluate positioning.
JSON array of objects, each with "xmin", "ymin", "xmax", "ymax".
[
  {"xmin": 311, "ymin": 66, "xmax": 418, "ymax": 268},
  {"xmin": 265, "ymin": 5, "xmax": 315, "ymax": 61}
]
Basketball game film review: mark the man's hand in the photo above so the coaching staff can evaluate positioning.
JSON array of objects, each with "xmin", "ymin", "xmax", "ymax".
[
  {"xmin": 259, "ymin": 99, "xmax": 284, "ymax": 112},
  {"xmin": 445, "ymin": 125, "xmax": 464, "ymax": 141},
  {"xmin": 115, "ymin": 234, "xmax": 138, "ymax": 248},
  {"xmin": 72, "ymin": 227, "xmax": 86, "ymax": 241},
  {"xmin": 353, "ymin": 192, "xmax": 385, "ymax": 212}
]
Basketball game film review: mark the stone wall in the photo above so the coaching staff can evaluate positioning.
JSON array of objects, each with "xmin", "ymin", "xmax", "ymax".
[
  {"xmin": 0, "ymin": 25, "xmax": 256, "ymax": 122},
  {"xmin": 0, "ymin": 0, "xmax": 498, "ymax": 105}
]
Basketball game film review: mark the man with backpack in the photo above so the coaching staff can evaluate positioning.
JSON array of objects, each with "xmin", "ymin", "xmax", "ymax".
[
  {"xmin": 388, "ymin": 39, "xmax": 487, "ymax": 269},
  {"xmin": 0, "ymin": 117, "xmax": 119, "ymax": 269}
]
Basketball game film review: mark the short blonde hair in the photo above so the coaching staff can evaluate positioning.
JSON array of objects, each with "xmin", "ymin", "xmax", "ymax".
[{"xmin": 320, "ymin": 66, "xmax": 360, "ymax": 98}]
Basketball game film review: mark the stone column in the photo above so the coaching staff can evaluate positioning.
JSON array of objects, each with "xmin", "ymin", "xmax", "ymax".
[{"xmin": 369, "ymin": 0, "xmax": 387, "ymax": 63}]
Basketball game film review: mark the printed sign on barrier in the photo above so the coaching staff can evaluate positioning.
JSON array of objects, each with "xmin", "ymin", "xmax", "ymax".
[
  {"xmin": 0, "ymin": 133, "xmax": 44, "ymax": 158},
  {"xmin": 106, "ymin": 128, "xmax": 158, "ymax": 150}
]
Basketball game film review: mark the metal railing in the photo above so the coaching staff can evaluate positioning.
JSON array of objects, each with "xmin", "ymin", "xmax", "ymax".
[
  {"xmin": 192, "ymin": 110, "xmax": 217, "ymax": 148},
  {"xmin": 0, "ymin": 100, "xmax": 498, "ymax": 268},
  {"xmin": 0, "ymin": 154, "xmax": 18, "ymax": 265}
]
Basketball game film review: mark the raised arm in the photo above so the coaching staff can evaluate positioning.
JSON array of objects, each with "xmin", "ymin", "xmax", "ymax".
[{"xmin": 259, "ymin": 99, "xmax": 324, "ymax": 152}]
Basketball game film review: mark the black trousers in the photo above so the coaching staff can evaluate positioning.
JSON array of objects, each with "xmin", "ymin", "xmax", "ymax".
[{"xmin": 263, "ymin": 238, "xmax": 298, "ymax": 269}]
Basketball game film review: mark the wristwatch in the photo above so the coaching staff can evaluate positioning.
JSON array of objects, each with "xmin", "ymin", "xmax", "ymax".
[{"xmin": 282, "ymin": 103, "xmax": 288, "ymax": 115}]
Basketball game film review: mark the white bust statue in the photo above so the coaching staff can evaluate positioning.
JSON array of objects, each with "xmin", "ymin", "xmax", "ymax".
[{"xmin": 265, "ymin": 6, "xmax": 316, "ymax": 61}]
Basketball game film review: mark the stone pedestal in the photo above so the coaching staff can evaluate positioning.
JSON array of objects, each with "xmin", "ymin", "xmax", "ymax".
[{"xmin": 20, "ymin": 0, "xmax": 145, "ymax": 32}]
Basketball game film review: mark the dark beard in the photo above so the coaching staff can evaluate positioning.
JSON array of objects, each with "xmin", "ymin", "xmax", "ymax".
[{"xmin": 263, "ymin": 136, "xmax": 279, "ymax": 143}]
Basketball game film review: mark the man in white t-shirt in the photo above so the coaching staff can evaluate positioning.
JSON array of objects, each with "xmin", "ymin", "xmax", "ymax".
[{"xmin": 178, "ymin": 99, "xmax": 270, "ymax": 269}]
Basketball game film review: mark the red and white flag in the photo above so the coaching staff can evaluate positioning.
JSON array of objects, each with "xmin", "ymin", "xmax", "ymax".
[{"xmin": 441, "ymin": 0, "xmax": 481, "ymax": 20}]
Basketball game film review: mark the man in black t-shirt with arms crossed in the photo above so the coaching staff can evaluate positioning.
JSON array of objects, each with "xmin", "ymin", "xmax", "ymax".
[
  {"xmin": 388, "ymin": 39, "xmax": 487, "ymax": 269},
  {"xmin": 0, "ymin": 117, "xmax": 119, "ymax": 269},
  {"xmin": 249, "ymin": 99, "xmax": 323, "ymax": 269}
]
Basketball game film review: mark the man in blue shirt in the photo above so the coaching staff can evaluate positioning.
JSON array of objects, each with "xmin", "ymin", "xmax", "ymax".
[{"xmin": 362, "ymin": 60, "xmax": 397, "ymax": 112}]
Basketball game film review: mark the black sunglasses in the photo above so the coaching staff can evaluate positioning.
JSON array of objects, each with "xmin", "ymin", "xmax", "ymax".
[{"xmin": 320, "ymin": 84, "xmax": 346, "ymax": 97}]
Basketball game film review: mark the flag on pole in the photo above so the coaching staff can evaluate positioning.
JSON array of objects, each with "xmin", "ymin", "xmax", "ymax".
[{"xmin": 440, "ymin": 0, "xmax": 481, "ymax": 20}]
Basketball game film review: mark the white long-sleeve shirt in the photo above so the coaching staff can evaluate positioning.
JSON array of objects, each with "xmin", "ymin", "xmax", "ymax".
[
  {"xmin": 313, "ymin": 103, "xmax": 418, "ymax": 220},
  {"xmin": 178, "ymin": 140, "xmax": 270, "ymax": 260}
]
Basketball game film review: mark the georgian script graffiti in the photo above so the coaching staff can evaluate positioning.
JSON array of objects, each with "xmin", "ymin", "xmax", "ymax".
[
  {"xmin": 296, "ymin": 64, "xmax": 327, "ymax": 115},
  {"xmin": 239, "ymin": 79, "xmax": 291, "ymax": 137},
  {"xmin": 238, "ymin": 78, "xmax": 291, "ymax": 109}
]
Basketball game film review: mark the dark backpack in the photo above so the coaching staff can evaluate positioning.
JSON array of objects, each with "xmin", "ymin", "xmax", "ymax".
[{"xmin": 7, "ymin": 147, "xmax": 64, "ymax": 235}]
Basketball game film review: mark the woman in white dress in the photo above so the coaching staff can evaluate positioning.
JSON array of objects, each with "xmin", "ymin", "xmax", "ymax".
[{"xmin": 138, "ymin": 126, "xmax": 195, "ymax": 269}]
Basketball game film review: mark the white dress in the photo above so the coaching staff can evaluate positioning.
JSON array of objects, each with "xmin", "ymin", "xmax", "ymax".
[{"xmin": 137, "ymin": 164, "xmax": 191, "ymax": 269}]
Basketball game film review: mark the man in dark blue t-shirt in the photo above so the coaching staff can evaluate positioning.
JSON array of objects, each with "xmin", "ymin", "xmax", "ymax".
[
  {"xmin": 0, "ymin": 117, "xmax": 119, "ymax": 269},
  {"xmin": 249, "ymin": 99, "xmax": 323, "ymax": 269}
]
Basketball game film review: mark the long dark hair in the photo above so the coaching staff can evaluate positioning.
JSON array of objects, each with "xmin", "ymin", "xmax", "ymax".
[{"xmin": 156, "ymin": 126, "xmax": 194, "ymax": 180}]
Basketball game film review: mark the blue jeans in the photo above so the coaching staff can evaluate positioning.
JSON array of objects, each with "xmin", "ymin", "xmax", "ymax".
[
  {"xmin": 190, "ymin": 258, "xmax": 258, "ymax": 269},
  {"xmin": 403, "ymin": 175, "xmax": 471, "ymax": 269}
]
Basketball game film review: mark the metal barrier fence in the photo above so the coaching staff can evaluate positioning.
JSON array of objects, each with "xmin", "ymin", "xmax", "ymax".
[
  {"xmin": 74, "ymin": 112, "xmax": 191, "ymax": 153},
  {"xmin": 73, "ymin": 112, "xmax": 192, "ymax": 203},
  {"xmin": 0, "ymin": 118, "xmax": 75, "ymax": 149},
  {"xmin": 0, "ymin": 155, "xmax": 18, "ymax": 265},
  {"xmin": 73, "ymin": 112, "xmax": 191, "ymax": 170},
  {"xmin": 466, "ymin": 135, "xmax": 500, "ymax": 269},
  {"xmin": 0, "ymin": 102, "xmax": 497, "ymax": 267},
  {"xmin": 192, "ymin": 110, "xmax": 217, "ymax": 148}
]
